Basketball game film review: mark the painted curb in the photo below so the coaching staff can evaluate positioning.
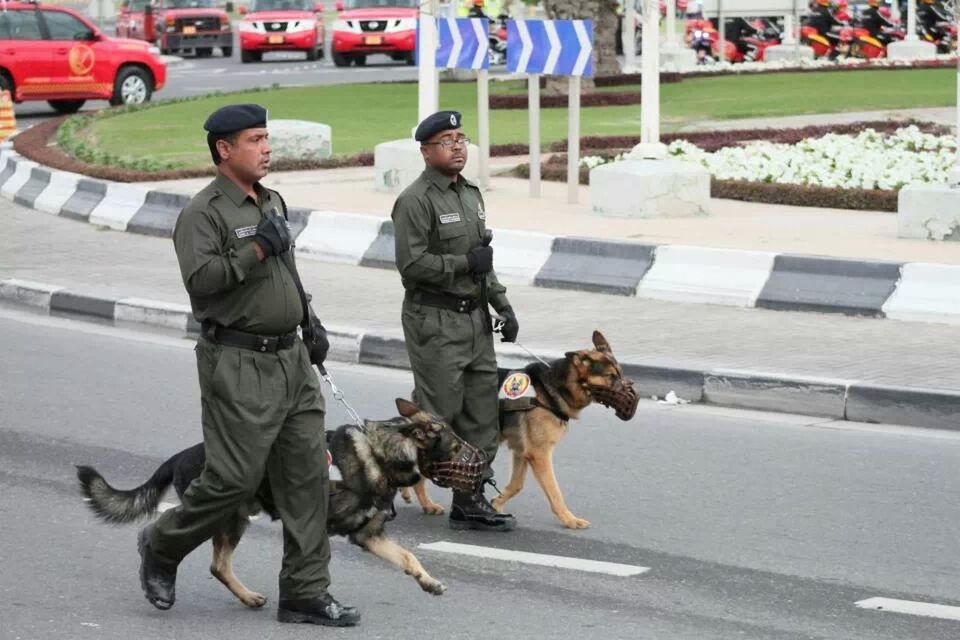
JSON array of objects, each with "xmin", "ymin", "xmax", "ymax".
[
  {"xmin": 4, "ymin": 277, "xmax": 959, "ymax": 432},
  {"xmin": 4, "ymin": 150, "xmax": 960, "ymax": 323}
]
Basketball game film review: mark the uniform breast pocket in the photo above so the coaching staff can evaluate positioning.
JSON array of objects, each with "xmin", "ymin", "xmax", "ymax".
[{"xmin": 437, "ymin": 223, "xmax": 469, "ymax": 252}]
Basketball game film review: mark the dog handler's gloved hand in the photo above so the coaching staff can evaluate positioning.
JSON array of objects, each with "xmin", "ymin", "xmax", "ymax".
[
  {"xmin": 252, "ymin": 214, "xmax": 291, "ymax": 258},
  {"xmin": 466, "ymin": 244, "xmax": 493, "ymax": 275},
  {"xmin": 302, "ymin": 322, "xmax": 330, "ymax": 368},
  {"xmin": 499, "ymin": 307, "xmax": 519, "ymax": 343}
]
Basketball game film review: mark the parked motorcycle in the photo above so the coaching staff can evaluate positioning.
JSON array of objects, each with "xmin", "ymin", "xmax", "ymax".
[
  {"xmin": 801, "ymin": 23, "xmax": 854, "ymax": 58},
  {"xmin": 714, "ymin": 18, "xmax": 782, "ymax": 62}
]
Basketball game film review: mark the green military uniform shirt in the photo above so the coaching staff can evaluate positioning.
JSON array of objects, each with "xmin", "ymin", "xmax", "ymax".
[
  {"xmin": 391, "ymin": 166, "xmax": 509, "ymax": 311},
  {"xmin": 173, "ymin": 173, "xmax": 303, "ymax": 335}
]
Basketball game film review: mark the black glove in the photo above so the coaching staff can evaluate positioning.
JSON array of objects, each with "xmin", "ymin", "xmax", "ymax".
[
  {"xmin": 499, "ymin": 306, "xmax": 519, "ymax": 343},
  {"xmin": 252, "ymin": 214, "xmax": 291, "ymax": 257},
  {"xmin": 466, "ymin": 244, "xmax": 493, "ymax": 275},
  {"xmin": 302, "ymin": 323, "xmax": 330, "ymax": 368}
]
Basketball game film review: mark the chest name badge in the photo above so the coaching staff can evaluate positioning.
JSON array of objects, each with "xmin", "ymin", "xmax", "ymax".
[
  {"xmin": 235, "ymin": 225, "xmax": 257, "ymax": 239},
  {"xmin": 499, "ymin": 372, "xmax": 535, "ymax": 400},
  {"xmin": 439, "ymin": 213, "xmax": 461, "ymax": 224},
  {"xmin": 477, "ymin": 204, "xmax": 485, "ymax": 220}
]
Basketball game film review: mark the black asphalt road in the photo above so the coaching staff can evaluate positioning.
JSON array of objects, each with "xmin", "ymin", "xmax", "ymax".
[{"xmin": 1, "ymin": 306, "xmax": 959, "ymax": 639}]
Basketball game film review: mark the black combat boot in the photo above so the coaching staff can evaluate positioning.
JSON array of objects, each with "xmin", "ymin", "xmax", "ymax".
[
  {"xmin": 277, "ymin": 595, "xmax": 361, "ymax": 627},
  {"xmin": 137, "ymin": 524, "xmax": 178, "ymax": 610},
  {"xmin": 449, "ymin": 486, "xmax": 517, "ymax": 532}
]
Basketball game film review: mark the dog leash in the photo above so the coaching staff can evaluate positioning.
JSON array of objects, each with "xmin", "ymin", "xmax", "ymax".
[
  {"xmin": 314, "ymin": 364, "xmax": 367, "ymax": 432},
  {"xmin": 492, "ymin": 317, "xmax": 552, "ymax": 367}
]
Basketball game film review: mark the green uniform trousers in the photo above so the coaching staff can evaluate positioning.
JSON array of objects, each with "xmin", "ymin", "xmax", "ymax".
[
  {"xmin": 402, "ymin": 298, "xmax": 500, "ymax": 467},
  {"xmin": 150, "ymin": 336, "xmax": 331, "ymax": 600}
]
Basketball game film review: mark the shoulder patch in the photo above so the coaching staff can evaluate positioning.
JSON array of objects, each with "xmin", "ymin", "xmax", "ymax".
[{"xmin": 499, "ymin": 372, "xmax": 535, "ymax": 400}]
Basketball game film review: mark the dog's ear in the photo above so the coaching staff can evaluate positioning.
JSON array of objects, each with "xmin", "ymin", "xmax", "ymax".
[
  {"xmin": 592, "ymin": 330, "xmax": 612, "ymax": 353},
  {"xmin": 396, "ymin": 398, "xmax": 420, "ymax": 417},
  {"xmin": 565, "ymin": 351, "xmax": 583, "ymax": 368}
]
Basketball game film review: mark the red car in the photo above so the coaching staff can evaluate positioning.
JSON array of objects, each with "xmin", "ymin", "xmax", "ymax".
[
  {"xmin": 116, "ymin": 0, "xmax": 233, "ymax": 57},
  {"xmin": 0, "ymin": 1, "xmax": 167, "ymax": 113},
  {"xmin": 331, "ymin": 0, "xmax": 417, "ymax": 67},
  {"xmin": 239, "ymin": 0, "xmax": 326, "ymax": 63}
]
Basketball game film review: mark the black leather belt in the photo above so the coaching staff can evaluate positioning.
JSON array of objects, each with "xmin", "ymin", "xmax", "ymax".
[
  {"xmin": 201, "ymin": 323, "xmax": 298, "ymax": 353},
  {"xmin": 408, "ymin": 290, "xmax": 478, "ymax": 313}
]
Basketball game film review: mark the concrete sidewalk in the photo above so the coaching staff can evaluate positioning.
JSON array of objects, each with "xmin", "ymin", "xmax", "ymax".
[
  {"xmin": 142, "ymin": 165, "xmax": 960, "ymax": 266},
  {"xmin": 4, "ymin": 198, "xmax": 959, "ymax": 430}
]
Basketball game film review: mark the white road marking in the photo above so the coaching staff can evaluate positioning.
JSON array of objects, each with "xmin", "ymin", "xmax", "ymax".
[
  {"xmin": 418, "ymin": 541, "xmax": 649, "ymax": 577},
  {"xmin": 856, "ymin": 597, "xmax": 960, "ymax": 622}
]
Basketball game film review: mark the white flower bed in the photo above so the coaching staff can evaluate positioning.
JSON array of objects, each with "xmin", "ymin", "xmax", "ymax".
[
  {"xmin": 581, "ymin": 126, "xmax": 959, "ymax": 190},
  {"xmin": 661, "ymin": 53, "xmax": 957, "ymax": 75}
]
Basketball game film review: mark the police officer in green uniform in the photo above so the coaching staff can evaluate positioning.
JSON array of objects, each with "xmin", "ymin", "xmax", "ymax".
[
  {"xmin": 136, "ymin": 104, "xmax": 360, "ymax": 627},
  {"xmin": 392, "ymin": 111, "xmax": 520, "ymax": 532}
]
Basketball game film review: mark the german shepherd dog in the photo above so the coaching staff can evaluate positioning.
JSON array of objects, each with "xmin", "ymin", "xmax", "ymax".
[
  {"xmin": 77, "ymin": 398, "xmax": 463, "ymax": 605},
  {"xmin": 402, "ymin": 331, "xmax": 639, "ymax": 529}
]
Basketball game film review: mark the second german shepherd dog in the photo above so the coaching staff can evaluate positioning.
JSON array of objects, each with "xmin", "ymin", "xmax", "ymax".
[
  {"xmin": 402, "ymin": 331, "xmax": 638, "ymax": 529},
  {"xmin": 77, "ymin": 398, "xmax": 462, "ymax": 605}
]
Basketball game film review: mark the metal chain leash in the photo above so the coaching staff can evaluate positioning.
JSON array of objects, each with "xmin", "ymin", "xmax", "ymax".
[{"xmin": 314, "ymin": 364, "xmax": 366, "ymax": 432}]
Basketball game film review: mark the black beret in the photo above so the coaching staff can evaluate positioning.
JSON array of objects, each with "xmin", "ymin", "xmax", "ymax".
[
  {"xmin": 415, "ymin": 110, "xmax": 462, "ymax": 142},
  {"xmin": 203, "ymin": 104, "xmax": 268, "ymax": 135}
]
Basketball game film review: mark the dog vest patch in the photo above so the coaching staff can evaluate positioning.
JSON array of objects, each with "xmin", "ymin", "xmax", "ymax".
[
  {"xmin": 499, "ymin": 371, "xmax": 537, "ymax": 413},
  {"xmin": 500, "ymin": 372, "xmax": 534, "ymax": 400},
  {"xmin": 326, "ymin": 450, "xmax": 342, "ymax": 482}
]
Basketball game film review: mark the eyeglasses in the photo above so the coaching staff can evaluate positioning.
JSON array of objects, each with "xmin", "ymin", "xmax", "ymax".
[{"xmin": 423, "ymin": 136, "xmax": 471, "ymax": 150}]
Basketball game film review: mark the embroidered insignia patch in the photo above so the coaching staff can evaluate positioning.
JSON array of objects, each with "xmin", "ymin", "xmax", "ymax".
[
  {"xmin": 234, "ymin": 225, "xmax": 257, "ymax": 239},
  {"xmin": 499, "ymin": 372, "xmax": 535, "ymax": 400},
  {"xmin": 439, "ymin": 213, "xmax": 461, "ymax": 224},
  {"xmin": 477, "ymin": 204, "xmax": 485, "ymax": 220},
  {"xmin": 327, "ymin": 450, "xmax": 342, "ymax": 482}
]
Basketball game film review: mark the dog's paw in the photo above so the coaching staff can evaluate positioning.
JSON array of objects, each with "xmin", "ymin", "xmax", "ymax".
[
  {"xmin": 562, "ymin": 516, "xmax": 591, "ymax": 529},
  {"xmin": 240, "ymin": 591, "xmax": 268, "ymax": 608},
  {"xmin": 490, "ymin": 496, "xmax": 506, "ymax": 512},
  {"xmin": 400, "ymin": 487, "xmax": 413, "ymax": 504},
  {"xmin": 421, "ymin": 502, "xmax": 445, "ymax": 516},
  {"xmin": 421, "ymin": 580, "xmax": 447, "ymax": 596}
]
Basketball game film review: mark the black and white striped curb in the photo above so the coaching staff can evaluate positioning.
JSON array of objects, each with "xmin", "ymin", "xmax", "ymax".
[
  {"xmin": 4, "ymin": 145, "xmax": 959, "ymax": 324},
  {"xmin": 3, "ymin": 276, "xmax": 958, "ymax": 432}
]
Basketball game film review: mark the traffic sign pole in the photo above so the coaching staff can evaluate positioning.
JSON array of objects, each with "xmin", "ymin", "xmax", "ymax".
[
  {"xmin": 418, "ymin": 0, "xmax": 440, "ymax": 123},
  {"xmin": 567, "ymin": 75, "xmax": 581, "ymax": 204},
  {"xmin": 529, "ymin": 74, "xmax": 541, "ymax": 197},
  {"xmin": 478, "ymin": 68, "xmax": 490, "ymax": 190}
]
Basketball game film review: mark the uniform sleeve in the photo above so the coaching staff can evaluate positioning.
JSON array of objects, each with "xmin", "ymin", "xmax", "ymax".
[
  {"xmin": 173, "ymin": 206, "xmax": 261, "ymax": 297},
  {"xmin": 486, "ymin": 270, "xmax": 510, "ymax": 312},
  {"xmin": 392, "ymin": 192, "xmax": 470, "ymax": 286}
]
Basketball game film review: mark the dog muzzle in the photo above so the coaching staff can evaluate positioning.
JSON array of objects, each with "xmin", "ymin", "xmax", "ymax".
[
  {"xmin": 590, "ymin": 379, "xmax": 640, "ymax": 421},
  {"xmin": 418, "ymin": 435, "xmax": 487, "ymax": 493}
]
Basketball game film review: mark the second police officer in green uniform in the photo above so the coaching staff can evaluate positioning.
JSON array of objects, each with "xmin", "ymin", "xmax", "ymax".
[
  {"xmin": 137, "ymin": 104, "xmax": 361, "ymax": 627},
  {"xmin": 392, "ymin": 110, "xmax": 521, "ymax": 532}
]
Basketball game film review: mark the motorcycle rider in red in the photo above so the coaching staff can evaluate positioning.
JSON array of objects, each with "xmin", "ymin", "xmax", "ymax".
[
  {"xmin": 723, "ymin": 16, "xmax": 761, "ymax": 59},
  {"xmin": 807, "ymin": 0, "xmax": 847, "ymax": 58},
  {"xmin": 917, "ymin": 0, "xmax": 951, "ymax": 42},
  {"xmin": 860, "ymin": 0, "xmax": 897, "ymax": 40}
]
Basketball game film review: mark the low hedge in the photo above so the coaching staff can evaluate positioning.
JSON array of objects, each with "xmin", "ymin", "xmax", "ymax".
[
  {"xmin": 491, "ymin": 91, "xmax": 642, "ymax": 109},
  {"xmin": 514, "ymin": 158, "xmax": 899, "ymax": 212},
  {"xmin": 13, "ymin": 117, "xmax": 533, "ymax": 183}
]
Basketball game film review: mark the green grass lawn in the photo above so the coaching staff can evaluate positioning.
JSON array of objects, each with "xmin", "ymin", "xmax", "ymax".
[{"xmin": 85, "ymin": 68, "xmax": 956, "ymax": 169}]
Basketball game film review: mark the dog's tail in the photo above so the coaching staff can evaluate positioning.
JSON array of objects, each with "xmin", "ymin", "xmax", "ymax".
[{"xmin": 76, "ymin": 457, "xmax": 176, "ymax": 525}]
